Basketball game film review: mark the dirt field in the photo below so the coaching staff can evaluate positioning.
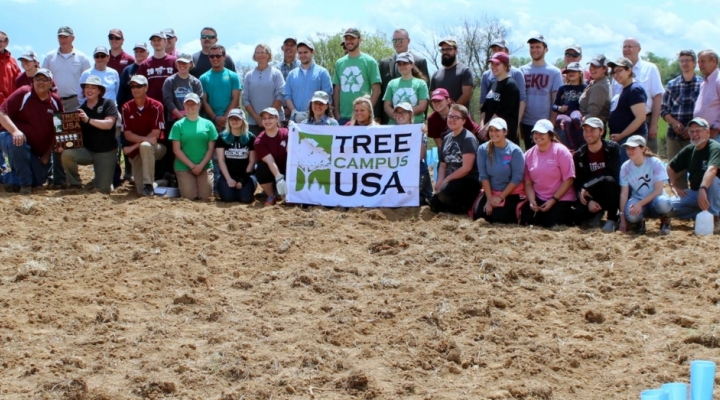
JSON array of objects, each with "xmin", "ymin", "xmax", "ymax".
[{"xmin": 1, "ymin": 170, "xmax": 719, "ymax": 400}]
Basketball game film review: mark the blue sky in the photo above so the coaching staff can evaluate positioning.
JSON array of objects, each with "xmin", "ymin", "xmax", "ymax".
[{"xmin": 1, "ymin": 0, "xmax": 717, "ymax": 71}]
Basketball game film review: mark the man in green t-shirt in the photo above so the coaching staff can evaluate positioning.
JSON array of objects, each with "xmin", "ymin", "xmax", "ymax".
[
  {"xmin": 332, "ymin": 28, "xmax": 381, "ymax": 125},
  {"xmin": 668, "ymin": 117, "xmax": 720, "ymax": 232}
]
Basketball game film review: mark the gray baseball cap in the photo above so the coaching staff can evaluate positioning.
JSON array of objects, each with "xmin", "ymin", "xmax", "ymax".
[
  {"xmin": 228, "ymin": 108, "xmax": 247, "ymax": 120},
  {"xmin": 490, "ymin": 38, "xmax": 508, "ymax": 49},
  {"xmin": 688, "ymin": 117, "xmax": 710, "ymax": 129},
  {"xmin": 582, "ymin": 117, "xmax": 604, "ymax": 130},
  {"xmin": 133, "ymin": 42, "xmax": 149, "ymax": 51},
  {"xmin": 563, "ymin": 62, "xmax": 583, "ymax": 73},
  {"xmin": 163, "ymin": 28, "xmax": 176, "ymax": 38},
  {"xmin": 260, "ymin": 107, "xmax": 279, "ymax": 118},
  {"xmin": 393, "ymin": 102, "xmax": 413, "ymax": 113},
  {"xmin": 588, "ymin": 54, "xmax": 608, "ymax": 67},
  {"xmin": 395, "ymin": 52, "xmax": 414, "ymax": 64},
  {"xmin": 183, "ymin": 93, "xmax": 201, "ymax": 104},
  {"xmin": 176, "ymin": 53, "xmax": 192, "ymax": 63},
  {"xmin": 149, "ymin": 31, "xmax": 166, "ymax": 40},
  {"xmin": 527, "ymin": 34, "xmax": 546, "ymax": 45},
  {"xmin": 34, "ymin": 68, "xmax": 53, "ymax": 79},
  {"xmin": 607, "ymin": 57, "xmax": 634, "ymax": 69},
  {"xmin": 130, "ymin": 75, "xmax": 148, "ymax": 85},
  {"xmin": 621, "ymin": 135, "xmax": 647, "ymax": 148},
  {"xmin": 310, "ymin": 91, "xmax": 330, "ymax": 104},
  {"xmin": 18, "ymin": 51, "xmax": 38, "ymax": 62},
  {"xmin": 93, "ymin": 46, "xmax": 109, "ymax": 56},
  {"xmin": 80, "ymin": 75, "xmax": 106, "ymax": 95},
  {"xmin": 57, "ymin": 26, "xmax": 74, "ymax": 36}
]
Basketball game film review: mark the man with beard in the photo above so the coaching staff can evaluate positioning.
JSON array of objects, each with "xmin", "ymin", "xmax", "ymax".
[
  {"xmin": 429, "ymin": 38, "xmax": 473, "ymax": 108},
  {"xmin": 572, "ymin": 117, "xmax": 621, "ymax": 232},
  {"xmin": 612, "ymin": 38, "xmax": 664, "ymax": 153},
  {"xmin": 285, "ymin": 41, "xmax": 332, "ymax": 123},
  {"xmin": 191, "ymin": 27, "xmax": 236, "ymax": 78},
  {"xmin": 668, "ymin": 117, "xmax": 720, "ymax": 233},
  {"xmin": 694, "ymin": 49, "xmax": 720, "ymax": 140},
  {"xmin": 332, "ymin": 28, "xmax": 381, "ymax": 125},
  {"xmin": 519, "ymin": 34, "xmax": 563, "ymax": 149}
]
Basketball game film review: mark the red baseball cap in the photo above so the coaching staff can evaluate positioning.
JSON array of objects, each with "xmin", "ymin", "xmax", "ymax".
[
  {"xmin": 488, "ymin": 52, "xmax": 510, "ymax": 65},
  {"xmin": 431, "ymin": 88, "xmax": 450, "ymax": 101}
]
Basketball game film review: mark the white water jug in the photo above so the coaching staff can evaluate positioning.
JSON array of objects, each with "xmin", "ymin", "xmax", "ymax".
[{"xmin": 695, "ymin": 211, "xmax": 714, "ymax": 236}]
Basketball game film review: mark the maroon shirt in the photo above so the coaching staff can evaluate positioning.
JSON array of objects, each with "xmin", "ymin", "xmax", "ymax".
[
  {"xmin": 586, "ymin": 147, "xmax": 607, "ymax": 178},
  {"xmin": 136, "ymin": 55, "xmax": 177, "ymax": 103},
  {"xmin": 254, "ymin": 127, "xmax": 288, "ymax": 173},
  {"xmin": 0, "ymin": 86, "xmax": 63, "ymax": 156},
  {"xmin": 14, "ymin": 73, "xmax": 57, "ymax": 92},
  {"xmin": 427, "ymin": 110, "xmax": 481, "ymax": 140},
  {"xmin": 121, "ymin": 96, "xmax": 165, "ymax": 158},
  {"xmin": 107, "ymin": 50, "xmax": 135, "ymax": 75}
]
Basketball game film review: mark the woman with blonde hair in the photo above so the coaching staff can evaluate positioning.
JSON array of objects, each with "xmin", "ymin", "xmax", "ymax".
[
  {"xmin": 345, "ymin": 95, "xmax": 378, "ymax": 126},
  {"xmin": 216, "ymin": 108, "xmax": 257, "ymax": 203},
  {"xmin": 242, "ymin": 43, "xmax": 285, "ymax": 134}
]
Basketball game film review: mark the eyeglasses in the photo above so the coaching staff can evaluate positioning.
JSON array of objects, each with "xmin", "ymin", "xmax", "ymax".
[
  {"xmin": 94, "ymin": 54, "xmax": 108, "ymax": 59},
  {"xmin": 447, "ymin": 114, "xmax": 463, "ymax": 121},
  {"xmin": 440, "ymin": 47, "xmax": 455, "ymax": 53},
  {"xmin": 129, "ymin": 85, "xmax": 146, "ymax": 89},
  {"xmin": 201, "ymin": 35, "xmax": 216, "ymax": 40},
  {"xmin": 108, "ymin": 35, "xmax": 122, "ymax": 41},
  {"xmin": 565, "ymin": 52, "xmax": 580, "ymax": 58},
  {"xmin": 391, "ymin": 38, "xmax": 406, "ymax": 44},
  {"xmin": 208, "ymin": 54, "xmax": 223, "ymax": 59},
  {"xmin": 33, "ymin": 77, "xmax": 51, "ymax": 82}
]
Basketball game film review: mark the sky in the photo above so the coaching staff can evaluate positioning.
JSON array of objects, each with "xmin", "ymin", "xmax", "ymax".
[{"xmin": 1, "ymin": 0, "xmax": 718, "ymax": 72}]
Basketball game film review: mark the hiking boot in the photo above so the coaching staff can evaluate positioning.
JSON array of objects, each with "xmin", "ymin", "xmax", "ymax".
[
  {"xmin": 602, "ymin": 220, "xmax": 616, "ymax": 233},
  {"xmin": 635, "ymin": 220, "xmax": 646, "ymax": 235},
  {"xmin": 141, "ymin": 184, "xmax": 154, "ymax": 197},
  {"xmin": 20, "ymin": 186, "xmax": 32, "ymax": 195},
  {"xmin": 659, "ymin": 217, "xmax": 671, "ymax": 235},
  {"xmin": 3, "ymin": 184, "xmax": 19, "ymax": 193},
  {"xmin": 587, "ymin": 212, "xmax": 603, "ymax": 228}
]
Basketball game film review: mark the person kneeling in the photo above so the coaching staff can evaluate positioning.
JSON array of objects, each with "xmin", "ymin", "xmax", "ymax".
[
  {"xmin": 573, "ymin": 117, "xmax": 621, "ymax": 232},
  {"xmin": 430, "ymin": 105, "xmax": 480, "ymax": 214},
  {"xmin": 254, "ymin": 108, "xmax": 288, "ymax": 206},
  {"xmin": 216, "ymin": 108, "xmax": 257, "ymax": 203},
  {"xmin": 472, "ymin": 118, "xmax": 525, "ymax": 223},
  {"xmin": 619, "ymin": 135, "xmax": 673, "ymax": 234},
  {"xmin": 667, "ymin": 117, "xmax": 720, "ymax": 233}
]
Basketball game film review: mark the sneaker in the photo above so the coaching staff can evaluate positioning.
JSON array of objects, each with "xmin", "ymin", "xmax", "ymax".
[
  {"xmin": 602, "ymin": 220, "xmax": 616, "ymax": 233},
  {"xmin": 587, "ymin": 212, "xmax": 603, "ymax": 228},
  {"xmin": 635, "ymin": 220, "xmax": 646, "ymax": 235},
  {"xmin": 659, "ymin": 217, "xmax": 671, "ymax": 235},
  {"xmin": 3, "ymin": 184, "xmax": 19, "ymax": 193},
  {"xmin": 141, "ymin": 184, "xmax": 154, "ymax": 197},
  {"xmin": 264, "ymin": 196, "xmax": 276, "ymax": 206},
  {"xmin": 20, "ymin": 186, "xmax": 32, "ymax": 195}
]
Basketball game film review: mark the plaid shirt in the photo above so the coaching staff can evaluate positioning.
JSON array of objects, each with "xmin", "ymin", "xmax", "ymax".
[
  {"xmin": 661, "ymin": 74, "xmax": 702, "ymax": 140},
  {"xmin": 277, "ymin": 59, "xmax": 300, "ymax": 81}
]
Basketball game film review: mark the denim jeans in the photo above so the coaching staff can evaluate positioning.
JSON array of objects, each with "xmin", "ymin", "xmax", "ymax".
[
  {"xmin": 0, "ymin": 131, "xmax": 49, "ymax": 187},
  {"xmin": 555, "ymin": 111, "xmax": 584, "ymax": 151},
  {"xmin": 624, "ymin": 194, "xmax": 673, "ymax": 223},
  {"xmin": 670, "ymin": 177, "xmax": 720, "ymax": 220},
  {"xmin": 217, "ymin": 175, "xmax": 256, "ymax": 203},
  {"xmin": 419, "ymin": 159, "xmax": 433, "ymax": 204}
]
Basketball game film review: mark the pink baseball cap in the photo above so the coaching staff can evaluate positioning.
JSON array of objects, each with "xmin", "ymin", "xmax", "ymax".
[
  {"xmin": 488, "ymin": 52, "xmax": 510, "ymax": 64},
  {"xmin": 431, "ymin": 88, "xmax": 450, "ymax": 101}
]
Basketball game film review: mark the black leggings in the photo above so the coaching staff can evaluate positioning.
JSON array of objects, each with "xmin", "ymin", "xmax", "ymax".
[
  {"xmin": 520, "ymin": 198, "xmax": 574, "ymax": 228},
  {"xmin": 474, "ymin": 193, "xmax": 521, "ymax": 224},
  {"xmin": 430, "ymin": 177, "xmax": 481, "ymax": 214}
]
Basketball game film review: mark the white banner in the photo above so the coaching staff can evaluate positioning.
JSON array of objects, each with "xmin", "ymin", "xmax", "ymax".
[{"xmin": 286, "ymin": 124, "xmax": 422, "ymax": 207}]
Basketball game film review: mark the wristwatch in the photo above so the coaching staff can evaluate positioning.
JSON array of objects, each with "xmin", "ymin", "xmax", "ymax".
[{"xmin": 700, "ymin": 185, "xmax": 708, "ymax": 191}]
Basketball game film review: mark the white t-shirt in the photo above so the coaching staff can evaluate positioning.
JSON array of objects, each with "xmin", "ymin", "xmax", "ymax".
[
  {"xmin": 612, "ymin": 59, "xmax": 664, "ymax": 114},
  {"xmin": 619, "ymin": 156, "xmax": 667, "ymax": 200}
]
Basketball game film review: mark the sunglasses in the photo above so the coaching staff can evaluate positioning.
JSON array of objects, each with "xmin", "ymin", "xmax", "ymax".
[
  {"xmin": 94, "ymin": 54, "xmax": 108, "ymax": 59},
  {"xmin": 129, "ymin": 85, "xmax": 146, "ymax": 89},
  {"xmin": 208, "ymin": 54, "xmax": 223, "ymax": 59},
  {"xmin": 201, "ymin": 35, "xmax": 216, "ymax": 40},
  {"xmin": 565, "ymin": 52, "xmax": 581, "ymax": 58},
  {"xmin": 391, "ymin": 38, "xmax": 406, "ymax": 44},
  {"xmin": 108, "ymin": 35, "xmax": 122, "ymax": 41}
]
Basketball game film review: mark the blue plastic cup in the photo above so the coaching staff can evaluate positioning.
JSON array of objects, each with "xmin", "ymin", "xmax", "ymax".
[
  {"xmin": 690, "ymin": 360, "xmax": 716, "ymax": 400},
  {"xmin": 431, "ymin": 147, "xmax": 438, "ymax": 163},
  {"xmin": 426, "ymin": 150, "xmax": 432, "ymax": 164},
  {"xmin": 661, "ymin": 382, "xmax": 687, "ymax": 400},
  {"xmin": 641, "ymin": 389, "xmax": 669, "ymax": 400}
]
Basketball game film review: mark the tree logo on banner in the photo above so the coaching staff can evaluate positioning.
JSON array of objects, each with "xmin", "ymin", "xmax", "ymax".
[
  {"xmin": 341, "ymin": 66, "xmax": 364, "ymax": 93},
  {"xmin": 393, "ymin": 87, "xmax": 416, "ymax": 107},
  {"xmin": 296, "ymin": 132, "xmax": 332, "ymax": 194}
]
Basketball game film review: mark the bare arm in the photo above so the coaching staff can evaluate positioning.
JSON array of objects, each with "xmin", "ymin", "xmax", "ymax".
[
  {"xmin": 370, "ymin": 83, "xmax": 381, "ymax": 106},
  {"xmin": 457, "ymin": 85, "xmax": 472, "ymax": 107},
  {"xmin": 333, "ymin": 84, "xmax": 340, "ymax": 119},
  {"xmin": 648, "ymin": 94, "xmax": 662, "ymax": 140}
]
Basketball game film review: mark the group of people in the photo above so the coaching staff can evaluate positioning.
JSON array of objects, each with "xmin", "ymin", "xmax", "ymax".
[{"xmin": 0, "ymin": 26, "xmax": 718, "ymax": 233}]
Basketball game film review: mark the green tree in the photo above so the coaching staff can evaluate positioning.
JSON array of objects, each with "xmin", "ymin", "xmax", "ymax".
[
  {"xmin": 510, "ymin": 56, "xmax": 531, "ymax": 67},
  {"xmin": 308, "ymin": 30, "xmax": 394, "ymax": 78},
  {"xmin": 642, "ymin": 52, "xmax": 682, "ymax": 85}
]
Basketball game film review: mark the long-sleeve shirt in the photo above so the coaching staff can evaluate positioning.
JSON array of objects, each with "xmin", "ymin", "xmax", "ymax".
[
  {"xmin": 694, "ymin": 68, "xmax": 720, "ymax": 131},
  {"xmin": 161, "ymin": 73, "xmax": 204, "ymax": 123},
  {"xmin": 661, "ymin": 74, "xmax": 701, "ymax": 140},
  {"xmin": 242, "ymin": 66, "xmax": 285, "ymax": 125},
  {"xmin": 578, "ymin": 75, "xmax": 611, "ymax": 122},
  {"xmin": 284, "ymin": 62, "xmax": 333, "ymax": 112},
  {"xmin": 117, "ymin": 63, "xmax": 139, "ymax": 107},
  {"xmin": 0, "ymin": 50, "xmax": 21, "ymax": 106}
]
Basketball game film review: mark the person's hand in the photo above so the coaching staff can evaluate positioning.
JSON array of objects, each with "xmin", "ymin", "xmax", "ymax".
[
  {"xmin": 190, "ymin": 165, "xmax": 203, "ymax": 176},
  {"xmin": 489, "ymin": 195, "xmax": 503, "ymax": 207},
  {"xmin": 11, "ymin": 130, "xmax": 25, "ymax": 146},
  {"xmin": 216, "ymin": 116, "xmax": 227, "ymax": 127},
  {"xmin": 672, "ymin": 121, "xmax": 684, "ymax": 135},
  {"xmin": 276, "ymin": 174, "xmax": 288, "ymax": 196},
  {"xmin": 629, "ymin": 202, "xmax": 642, "ymax": 216},
  {"xmin": 529, "ymin": 200, "xmax": 540, "ymax": 212},
  {"xmin": 699, "ymin": 189, "xmax": 710, "ymax": 211},
  {"xmin": 580, "ymin": 189, "xmax": 590, "ymax": 205},
  {"xmin": 672, "ymin": 186, "xmax": 687, "ymax": 198},
  {"xmin": 610, "ymin": 133, "xmax": 623, "ymax": 142},
  {"xmin": 588, "ymin": 200, "xmax": 602, "ymax": 213},
  {"xmin": 235, "ymin": 181, "xmax": 243, "ymax": 189},
  {"xmin": 619, "ymin": 218, "xmax": 627, "ymax": 233},
  {"xmin": 559, "ymin": 105, "xmax": 568, "ymax": 113},
  {"xmin": 484, "ymin": 202, "xmax": 493, "ymax": 215},
  {"xmin": 226, "ymin": 178, "xmax": 237, "ymax": 188},
  {"xmin": 478, "ymin": 126, "xmax": 489, "ymax": 141},
  {"xmin": 146, "ymin": 136, "xmax": 157, "ymax": 145},
  {"xmin": 649, "ymin": 124, "xmax": 658, "ymax": 140},
  {"xmin": 539, "ymin": 198, "xmax": 556, "ymax": 212},
  {"xmin": 40, "ymin": 153, "xmax": 51, "ymax": 165},
  {"xmin": 77, "ymin": 109, "xmax": 89, "ymax": 123}
]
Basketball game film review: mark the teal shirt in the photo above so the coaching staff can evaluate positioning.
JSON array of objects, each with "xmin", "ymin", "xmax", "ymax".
[
  {"xmin": 199, "ymin": 68, "xmax": 242, "ymax": 117},
  {"xmin": 168, "ymin": 117, "xmax": 219, "ymax": 172},
  {"xmin": 332, "ymin": 53, "xmax": 381, "ymax": 119},
  {"xmin": 382, "ymin": 77, "xmax": 429, "ymax": 124}
]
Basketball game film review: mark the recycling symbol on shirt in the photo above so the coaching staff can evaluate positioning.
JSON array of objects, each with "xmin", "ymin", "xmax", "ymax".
[
  {"xmin": 393, "ymin": 87, "xmax": 417, "ymax": 107},
  {"xmin": 341, "ymin": 66, "xmax": 364, "ymax": 93}
]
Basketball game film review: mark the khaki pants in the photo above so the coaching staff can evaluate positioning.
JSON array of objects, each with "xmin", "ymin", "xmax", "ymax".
[
  {"xmin": 61, "ymin": 147, "xmax": 117, "ymax": 193},
  {"xmin": 129, "ymin": 142, "xmax": 166, "ymax": 194},
  {"xmin": 667, "ymin": 137, "xmax": 691, "ymax": 190},
  {"xmin": 176, "ymin": 169, "xmax": 213, "ymax": 201}
]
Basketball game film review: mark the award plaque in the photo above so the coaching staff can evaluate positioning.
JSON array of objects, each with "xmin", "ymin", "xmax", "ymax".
[{"xmin": 54, "ymin": 112, "xmax": 83, "ymax": 151}]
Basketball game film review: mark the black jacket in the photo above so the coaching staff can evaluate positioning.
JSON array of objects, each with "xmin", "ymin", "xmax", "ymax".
[{"xmin": 573, "ymin": 139, "xmax": 621, "ymax": 193}]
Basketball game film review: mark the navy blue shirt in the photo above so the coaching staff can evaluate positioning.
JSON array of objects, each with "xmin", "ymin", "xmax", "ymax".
[
  {"xmin": 553, "ymin": 84, "xmax": 587, "ymax": 113},
  {"xmin": 117, "ymin": 64, "xmax": 140, "ymax": 108},
  {"xmin": 609, "ymin": 82, "xmax": 648, "ymax": 136}
]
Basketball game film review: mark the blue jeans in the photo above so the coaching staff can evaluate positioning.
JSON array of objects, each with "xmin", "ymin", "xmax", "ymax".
[
  {"xmin": 555, "ymin": 111, "xmax": 584, "ymax": 151},
  {"xmin": 419, "ymin": 159, "xmax": 433, "ymax": 204},
  {"xmin": 670, "ymin": 177, "xmax": 720, "ymax": 220},
  {"xmin": 0, "ymin": 131, "xmax": 49, "ymax": 187},
  {"xmin": 624, "ymin": 194, "xmax": 673, "ymax": 223},
  {"xmin": 217, "ymin": 175, "xmax": 256, "ymax": 203}
]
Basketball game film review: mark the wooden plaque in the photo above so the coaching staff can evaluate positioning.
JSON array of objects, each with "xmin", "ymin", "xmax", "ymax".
[{"xmin": 54, "ymin": 112, "xmax": 83, "ymax": 150}]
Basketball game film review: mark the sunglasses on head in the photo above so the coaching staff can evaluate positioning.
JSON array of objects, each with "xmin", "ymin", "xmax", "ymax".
[
  {"xmin": 108, "ymin": 35, "xmax": 122, "ymax": 41},
  {"xmin": 201, "ymin": 35, "xmax": 216, "ymax": 40}
]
